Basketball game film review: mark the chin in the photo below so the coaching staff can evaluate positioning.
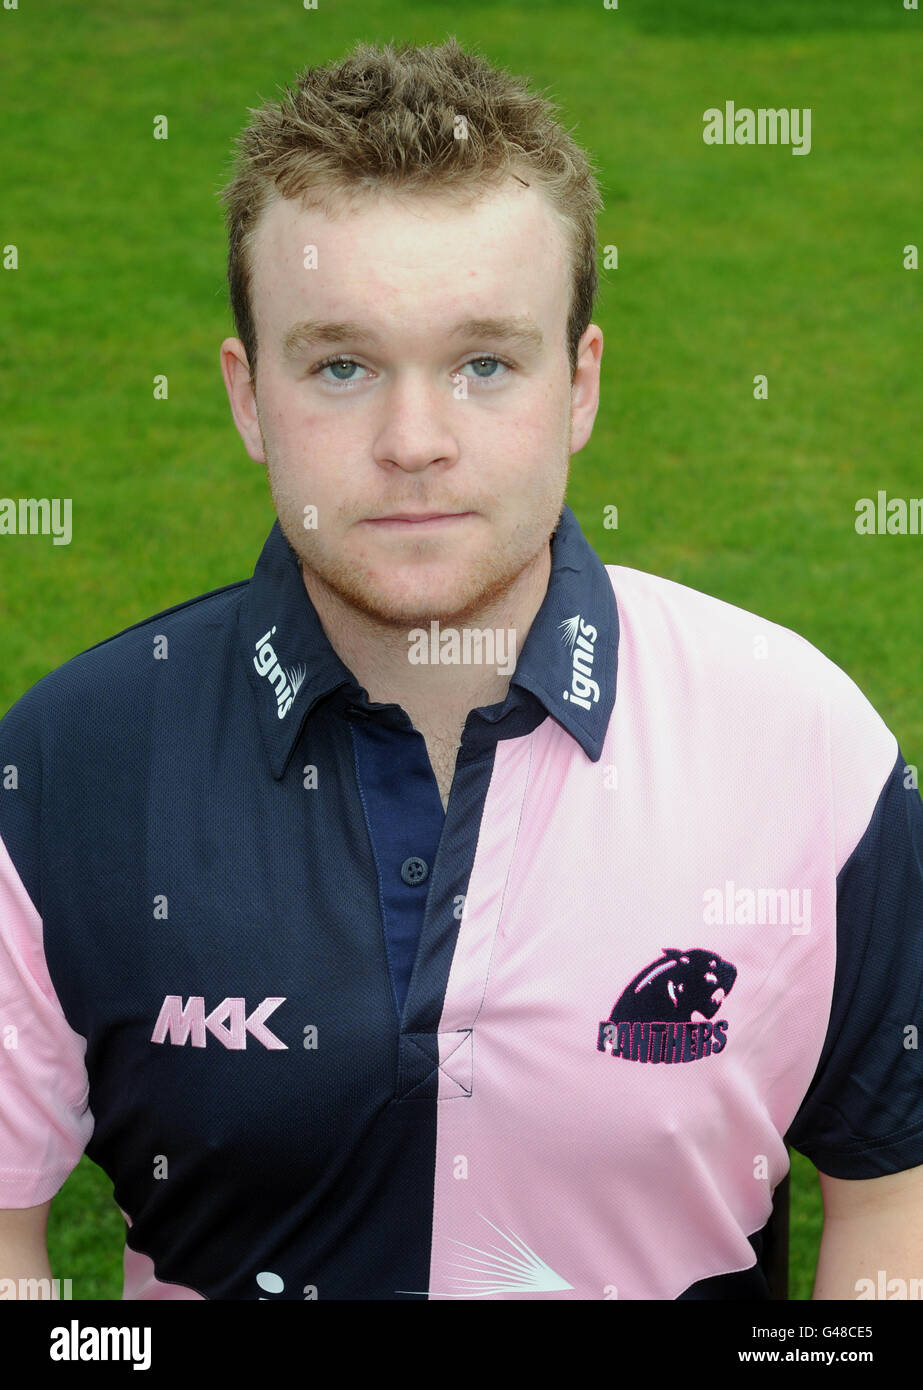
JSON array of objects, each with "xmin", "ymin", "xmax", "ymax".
[
  {"xmin": 356, "ymin": 563, "xmax": 469, "ymax": 604},
  {"xmin": 357, "ymin": 588, "xmax": 473, "ymax": 628}
]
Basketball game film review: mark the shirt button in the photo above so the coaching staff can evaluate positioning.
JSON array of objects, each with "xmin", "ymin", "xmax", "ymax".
[{"xmin": 400, "ymin": 856, "xmax": 429, "ymax": 886}]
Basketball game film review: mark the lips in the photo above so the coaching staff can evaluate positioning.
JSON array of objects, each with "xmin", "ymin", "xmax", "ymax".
[{"xmin": 363, "ymin": 512, "xmax": 472, "ymax": 524}]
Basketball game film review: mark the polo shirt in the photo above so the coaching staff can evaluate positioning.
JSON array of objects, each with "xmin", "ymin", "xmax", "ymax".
[{"xmin": 1, "ymin": 503, "xmax": 921, "ymax": 1301}]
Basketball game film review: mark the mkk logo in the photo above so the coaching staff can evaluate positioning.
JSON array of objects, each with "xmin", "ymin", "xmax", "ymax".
[
  {"xmin": 597, "ymin": 948, "xmax": 737, "ymax": 1065},
  {"xmin": 151, "ymin": 996, "xmax": 288, "ymax": 1049}
]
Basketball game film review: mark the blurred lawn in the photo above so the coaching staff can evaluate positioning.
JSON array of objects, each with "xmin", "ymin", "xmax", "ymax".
[{"xmin": 2, "ymin": 0, "xmax": 919, "ymax": 1301}]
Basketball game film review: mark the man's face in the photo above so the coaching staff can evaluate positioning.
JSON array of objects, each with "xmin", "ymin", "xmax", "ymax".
[{"xmin": 222, "ymin": 177, "xmax": 602, "ymax": 629}]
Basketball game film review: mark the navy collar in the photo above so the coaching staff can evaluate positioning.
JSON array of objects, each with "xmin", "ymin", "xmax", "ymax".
[{"xmin": 239, "ymin": 503, "xmax": 619, "ymax": 779}]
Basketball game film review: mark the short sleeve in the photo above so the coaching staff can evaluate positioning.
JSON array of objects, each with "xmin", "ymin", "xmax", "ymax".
[
  {"xmin": 784, "ymin": 651, "xmax": 923, "ymax": 1177},
  {"xmin": 0, "ymin": 694, "xmax": 94, "ymax": 1205}
]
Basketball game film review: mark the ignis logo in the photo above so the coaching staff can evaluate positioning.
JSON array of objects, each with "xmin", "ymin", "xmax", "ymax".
[
  {"xmin": 559, "ymin": 615, "xmax": 599, "ymax": 711},
  {"xmin": 253, "ymin": 627, "xmax": 306, "ymax": 719},
  {"xmin": 151, "ymin": 996, "xmax": 288, "ymax": 1049}
]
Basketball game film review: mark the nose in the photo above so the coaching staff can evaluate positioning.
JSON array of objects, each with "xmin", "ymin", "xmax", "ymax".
[{"xmin": 371, "ymin": 370, "xmax": 461, "ymax": 474}]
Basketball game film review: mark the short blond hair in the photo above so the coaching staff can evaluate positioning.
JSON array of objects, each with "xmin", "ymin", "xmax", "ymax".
[{"xmin": 218, "ymin": 35, "xmax": 603, "ymax": 384}]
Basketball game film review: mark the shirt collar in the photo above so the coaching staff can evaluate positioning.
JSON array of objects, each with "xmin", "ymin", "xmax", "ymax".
[
  {"xmin": 505, "ymin": 502, "xmax": 618, "ymax": 763},
  {"xmin": 239, "ymin": 503, "xmax": 619, "ymax": 779}
]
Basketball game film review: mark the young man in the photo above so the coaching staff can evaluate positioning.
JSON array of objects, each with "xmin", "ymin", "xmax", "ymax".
[{"xmin": 1, "ymin": 37, "xmax": 921, "ymax": 1301}]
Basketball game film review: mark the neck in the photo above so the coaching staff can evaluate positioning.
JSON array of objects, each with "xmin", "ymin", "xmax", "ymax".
[{"xmin": 301, "ymin": 544, "xmax": 552, "ymax": 729}]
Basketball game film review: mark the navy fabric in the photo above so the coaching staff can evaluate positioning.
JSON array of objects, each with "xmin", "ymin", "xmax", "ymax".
[
  {"xmin": 0, "ymin": 504, "xmax": 615, "ymax": 1299},
  {"xmin": 784, "ymin": 747, "xmax": 923, "ymax": 1177},
  {"xmin": 348, "ymin": 714, "xmax": 445, "ymax": 1020}
]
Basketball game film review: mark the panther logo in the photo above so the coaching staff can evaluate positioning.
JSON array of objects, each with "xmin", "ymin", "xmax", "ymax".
[{"xmin": 607, "ymin": 948, "xmax": 737, "ymax": 1024}]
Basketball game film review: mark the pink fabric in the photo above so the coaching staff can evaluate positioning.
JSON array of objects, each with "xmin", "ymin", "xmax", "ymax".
[
  {"xmin": 429, "ymin": 565, "xmax": 897, "ymax": 1298},
  {"xmin": 0, "ymin": 832, "xmax": 93, "ymax": 1206}
]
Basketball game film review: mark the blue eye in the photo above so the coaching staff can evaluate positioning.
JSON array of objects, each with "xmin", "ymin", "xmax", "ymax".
[
  {"xmin": 310, "ymin": 353, "xmax": 512, "ymax": 389},
  {"xmin": 314, "ymin": 357, "xmax": 365, "ymax": 385},
  {"xmin": 459, "ymin": 355, "xmax": 510, "ymax": 381}
]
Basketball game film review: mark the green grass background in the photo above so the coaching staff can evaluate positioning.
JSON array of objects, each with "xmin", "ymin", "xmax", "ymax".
[{"xmin": 1, "ymin": 0, "xmax": 920, "ymax": 1301}]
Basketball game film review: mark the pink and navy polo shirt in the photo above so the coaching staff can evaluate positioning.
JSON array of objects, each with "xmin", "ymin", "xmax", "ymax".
[{"xmin": 1, "ymin": 503, "xmax": 921, "ymax": 1299}]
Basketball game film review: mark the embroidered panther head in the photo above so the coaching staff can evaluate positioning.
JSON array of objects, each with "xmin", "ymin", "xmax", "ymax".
[{"xmin": 608, "ymin": 948, "xmax": 737, "ymax": 1024}]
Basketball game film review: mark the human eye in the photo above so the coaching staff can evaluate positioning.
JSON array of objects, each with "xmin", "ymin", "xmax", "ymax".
[
  {"xmin": 309, "ymin": 355, "xmax": 371, "ymax": 389},
  {"xmin": 308, "ymin": 352, "xmax": 513, "ymax": 391},
  {"xmin": 457, "ymin": 353, "xmax": 513, "ymax": 385}
]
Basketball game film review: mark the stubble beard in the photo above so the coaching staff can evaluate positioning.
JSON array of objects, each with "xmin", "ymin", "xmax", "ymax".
[{"xmin": 261, "ymin": 426, "xmax": 569, "ymax": 631}]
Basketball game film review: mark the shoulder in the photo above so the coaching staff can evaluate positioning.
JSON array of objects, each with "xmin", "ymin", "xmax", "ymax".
[
  {"xmin": 0, "ymin": 576, "xmax": 248, "ymax": 749},
  {"xmin": 609, "ymin": 563, "xmax": 825, "ymax": 670},
  {"xmin": 606, "ymin": 562, "xmax": 892, "ymax": 722},
  {"xmin": 605, "ymin": 564, "xmax": 899, "ymax": 862},
  {"xmin": 0, "ymin": 576, "xmax": 249, "ymax": 920}
]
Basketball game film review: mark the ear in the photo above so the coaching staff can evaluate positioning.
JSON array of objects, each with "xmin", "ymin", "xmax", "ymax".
[
  {"xmin": 662, "ymin": 947, "xmax": 682, "ymax": 956},
  {"xmin": 220, "ymin": 337, "xmax": 267, "ymax": 465}
]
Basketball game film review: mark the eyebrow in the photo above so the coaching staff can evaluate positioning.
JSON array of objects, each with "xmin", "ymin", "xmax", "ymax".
[{"xmin": 281, "ymin": 315, "xmax": 544, "ymax": 359}]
